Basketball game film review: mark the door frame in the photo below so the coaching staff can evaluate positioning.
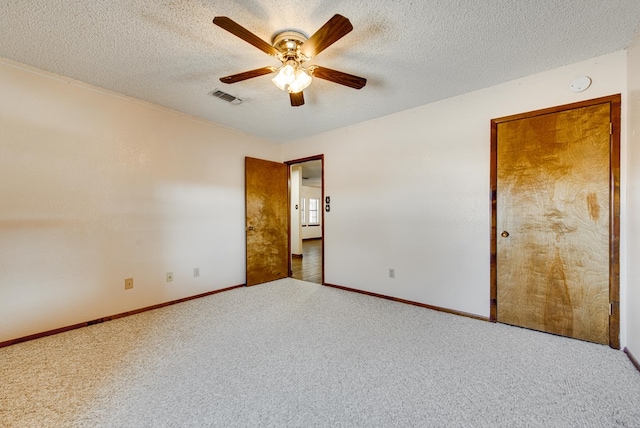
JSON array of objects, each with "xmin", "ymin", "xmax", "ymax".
[
  {"xmin": 285, "ymin": 154, "xmax": 325, "ymax": 284},
  {"xmin": 489, "ymin": 94, "xmax": 621, "ymax": 349}
]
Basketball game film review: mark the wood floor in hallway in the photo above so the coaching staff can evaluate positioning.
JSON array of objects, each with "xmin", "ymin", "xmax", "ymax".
[{"xmin": 292, "ymin": 238, "xmax": 322, "ymax": 284}]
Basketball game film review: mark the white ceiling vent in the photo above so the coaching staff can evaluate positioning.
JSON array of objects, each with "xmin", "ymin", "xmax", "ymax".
[{"xmin": 209, "ymin": 89, "xmax": 243, "ymax": 105}]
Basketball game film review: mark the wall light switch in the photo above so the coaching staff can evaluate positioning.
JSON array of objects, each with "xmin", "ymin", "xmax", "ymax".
[
  {"xmin": 166, "ymin": 272, "xmax": 173, "ymax": 282},
  {"xmin": 125, "ymin": 278, "xmax": 134, "ymax": 289}
]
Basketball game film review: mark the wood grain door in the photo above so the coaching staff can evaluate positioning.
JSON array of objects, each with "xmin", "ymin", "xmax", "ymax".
[
  {"xmin": 491, "ymin": 96, "xmax": 620, "ymax": 346},
  {"xmin": 245, "ymin": 157, "xmax": 289, "ymax": 286}
]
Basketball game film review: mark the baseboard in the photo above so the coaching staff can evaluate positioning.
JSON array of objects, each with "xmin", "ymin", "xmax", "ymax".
[
  {"xmin": 0, "ymin": 284, "xmax": 244, "ymax": 349},
  {"xmin": 323, "ymin": 283, "xmax": 489, "ymax": 322},
  {"xmin": 624, "ymin": 347, "xmax": 640, "ymax": 373}
]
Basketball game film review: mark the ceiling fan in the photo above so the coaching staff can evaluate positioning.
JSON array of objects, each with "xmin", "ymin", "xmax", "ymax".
[{"xmin": 212, "ymin": 14, "xmax": 367, "ymax": 107}]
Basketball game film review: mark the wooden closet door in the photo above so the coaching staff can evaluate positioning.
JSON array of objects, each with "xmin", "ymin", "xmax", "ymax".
[{"xmin": 495, "ymin": 102, "xmax": 611, "ymax": 344}]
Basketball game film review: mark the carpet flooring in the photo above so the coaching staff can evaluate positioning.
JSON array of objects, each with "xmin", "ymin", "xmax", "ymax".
[{"xmin": 1, "ymin": 278, "xmax": 640, "ymax": 427}]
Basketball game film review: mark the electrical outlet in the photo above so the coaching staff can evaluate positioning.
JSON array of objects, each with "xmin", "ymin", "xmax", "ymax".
[
  {"xmin": 389, "ymin": 268, "xmax": 395, "ymax": 279},
  {"xmin": 125, "ymin": 278, "xmax": 134, "ymax": 290},
  {"xmin": 166, "ymin": 272, "xmax": 173, "ymax": 282},
  {"xmin": 193, "ymin": 267, "xmax": 200, "ymax": 277}
]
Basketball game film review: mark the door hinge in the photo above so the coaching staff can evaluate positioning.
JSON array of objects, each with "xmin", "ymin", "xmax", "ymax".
[
  {"xmin": 609, "ymin": 303, "xmax": 613, "ymax": 316},
  {"xmin": 610, "ymin": 123, "xmax": 613, "ymax": 135}
]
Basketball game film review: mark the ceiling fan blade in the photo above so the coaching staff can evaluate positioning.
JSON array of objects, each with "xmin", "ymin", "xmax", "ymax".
[
  {"xmin": 310, "ymin": 66, "xmax": 366, "ymax": 89},
  {"xmin": 219, "ymin": 67, "xmax": 276, "ymax": 84},
  {"xmin": 213, "ymin": 16, "xmax": 280, "ymax": 57},
  {"xmin": 300, "ymin": 14, "xmax": 353, "ymax": 58},
  {"xmin": 290, "ymin": 91, "xmax": 305, "ymax": 107}
]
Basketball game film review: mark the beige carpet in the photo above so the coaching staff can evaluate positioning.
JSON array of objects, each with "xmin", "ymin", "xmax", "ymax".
[{"xmin": 1, "ymin": 278, "xmax": 640, "ymax": 427}]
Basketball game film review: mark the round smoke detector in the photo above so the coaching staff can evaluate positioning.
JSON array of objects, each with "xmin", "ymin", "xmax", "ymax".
[{"xmin": 570, "ymin": 76, "xmax": 592, "ymax": 93}]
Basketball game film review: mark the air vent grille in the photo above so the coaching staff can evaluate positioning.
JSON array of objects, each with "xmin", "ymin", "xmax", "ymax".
[{"xmin": 210, "ymin": 89, "xmax": 243, "ymax": 105}]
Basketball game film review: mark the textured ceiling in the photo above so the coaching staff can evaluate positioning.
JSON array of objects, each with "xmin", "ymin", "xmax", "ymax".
[{"xmin": 1, "ymin": 1, "xmax": 640, "ymax": 143}]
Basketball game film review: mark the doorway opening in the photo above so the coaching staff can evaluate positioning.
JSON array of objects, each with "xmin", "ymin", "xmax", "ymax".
[{"xmin": 287, "ymin": 155, "xmax": 324, "ymax": 284}]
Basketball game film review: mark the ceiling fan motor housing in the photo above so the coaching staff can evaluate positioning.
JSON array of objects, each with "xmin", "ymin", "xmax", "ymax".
[{"xmin": 272, "ymin": 31, "xmax": 309, "ymax": 61}]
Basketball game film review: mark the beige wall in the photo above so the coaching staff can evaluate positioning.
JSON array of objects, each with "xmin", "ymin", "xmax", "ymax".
[
  {"xmin": 0, "ymin": 58, "xmax": 281, "ymax": 343},
  {"xmin": 283, "ymin": 51, "xmax": 630, "ymax": 344},
  {"xmin": 626, "ymin": 35, "xmax": 640, "ymax": 356},
  {"xmin": 2, "ymin": 48, "xmax": 637, "ymax": 350}
]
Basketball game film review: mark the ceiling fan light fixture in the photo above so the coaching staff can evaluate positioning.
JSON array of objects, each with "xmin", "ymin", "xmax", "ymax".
[
  {"xmin": 272, "ymin": 60, "xmax": 296, "ymax": 91},
  {"xmin": 288, "ymin": 68, "xmax": 312, "ymax": 93}
]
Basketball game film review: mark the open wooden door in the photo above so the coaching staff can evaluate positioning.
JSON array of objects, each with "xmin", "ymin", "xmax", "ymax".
[
  {"xmin": 490, "ymin": 95, "xmax": 620, "ymax": 347},
  {"xmin": 245, "ymin": 157, "xmax": 289, "ymax": 286}
]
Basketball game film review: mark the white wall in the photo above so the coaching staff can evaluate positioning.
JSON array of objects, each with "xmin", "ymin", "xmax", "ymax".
[
  {"xmin": 301, "ymin": 186, "xmax": 323, "ymax": 239},
  {"xmin": 627, "ymin": 37, "xmax": 640, "ymax": 356},
  {"xmin": 0, "ymin": 58, "xmax": 281, "ymax": 343},
  {"xmin": 3, "ymin": 49, "xmax": 635, "ymax": 349},
  {"xmin": 283, "ymin": 52, "xmax": 628, "ymax": 333}
]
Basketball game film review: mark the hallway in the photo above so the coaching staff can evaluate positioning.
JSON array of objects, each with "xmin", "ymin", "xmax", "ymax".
[{"xmin": 291, "ymin": 239, "xmax": 322, "ymax": 284}]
